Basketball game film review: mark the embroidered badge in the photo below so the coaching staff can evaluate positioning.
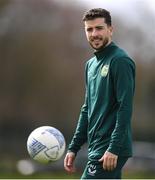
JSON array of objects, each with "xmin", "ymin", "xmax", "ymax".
[{"xmin": 101, "ymin": 65, "xmax": 109, "ymax": 77}]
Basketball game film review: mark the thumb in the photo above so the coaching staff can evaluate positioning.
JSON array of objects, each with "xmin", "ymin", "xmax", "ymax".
[
  {"xmin": 67, "ymin": 156, "xmax": 73, "ymax": 166},
  {"xmin": 98, "ymin": 156, "xmax": 104, "ymax": 162}
]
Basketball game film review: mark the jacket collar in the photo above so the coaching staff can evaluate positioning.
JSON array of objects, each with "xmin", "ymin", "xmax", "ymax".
[{"xmin": 94, "ymin": 41, "xmax": 116, "ymax": 60}]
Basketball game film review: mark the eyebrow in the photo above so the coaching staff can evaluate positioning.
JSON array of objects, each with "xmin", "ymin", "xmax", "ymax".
[
  {"xmin": 85, "ymin": 24, "xmax": 105, "ymax": 28},
  {"xmin": 85, "ymin": 25, "xmax": 105, "ymax": 29},
  {"xmin": 95, "ymin": 25, "xmax": 105, "ymax": 28}
]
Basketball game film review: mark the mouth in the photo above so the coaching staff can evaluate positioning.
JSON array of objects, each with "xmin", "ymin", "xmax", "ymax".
[
  {"xmin": 91, "ymin": 37, "xmax": 103, "ymax": 44},
  {"xmin": 93, "ymin": 39, "xmax": 101, "ymax": 42},
  {"xmin": 92, "ymin": 37, "xmax": 102, "ymax": 41},
  {"xmin": 91, "ymin": 39, "xmax": 102, "ymax": 46},
  {"xmin": 89, "ymin": 37, "xmax": 105, "ymax": 49}
]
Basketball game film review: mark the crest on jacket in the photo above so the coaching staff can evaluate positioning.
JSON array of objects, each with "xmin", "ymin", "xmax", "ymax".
[{"xmin": 101, "ymin": 65, "xmax": 109, "ymax": 77}]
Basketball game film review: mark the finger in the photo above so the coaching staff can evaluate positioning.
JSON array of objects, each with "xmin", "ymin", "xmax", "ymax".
[
  {"xmin": 65, "ymin": 155, "xmax": 76, "ymax": 173},
  {"xmin": 64, "ymin": 162, "xmax": 74, "ymax": 173},
  {"xmin": 64, "ymin": 165, "xmax": 71, "ymax": 172},
  {"xmin": 64, "ymin": 156, "xmax": 72, "ymax": 172},
  {"xmin": 64, "ymin": 155, "xmax": 68, "ymax": 166},
  {"xmin": 103, "ymin": 156, "xmax": 107, "ymax": 170},
  {"xmin": 104, "ymin": 157, "xmax": 114, "ymax": 171},
  {"xmin": 109, "ymin": 157, "xmax": 117, "ymax": 171},
  {"xmin": 64, "ymin": 156, "xmax": 70, "ymax": 171},
  {"xmin": 67, "ymin": 156, "xmax": 73, "ymax": 166},
  {"xmin": 65, "ymin": 166, "xmax": 75, "ymax": 173},
  {"xmin": 98, "ymin": 156, "xmax": 104, "ymax": 162},
  {"xmin": 106, "ymin": 158, "xmax": 112, "ymax": 171},
  {"xmin": 113, "ymin": 157, "xmax": 117, "ymax": 169},
  {"xmin": 109, "ymin": 158, "xmax": 114, "ymax": 171},
  {"xmin": 64, "ymin": 155, "xmax": 68, "ymax": 168}
]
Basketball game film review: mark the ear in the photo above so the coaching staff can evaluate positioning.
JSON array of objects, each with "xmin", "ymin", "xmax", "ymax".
[{"xmin": 109, "ymin": 26, "xmax": 113, "ymax": 36}]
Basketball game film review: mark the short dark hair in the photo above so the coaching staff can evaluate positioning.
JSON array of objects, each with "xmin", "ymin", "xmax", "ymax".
[{"xmin": 82, "ymin": 8, "xmax": 112, "ymax": 26}]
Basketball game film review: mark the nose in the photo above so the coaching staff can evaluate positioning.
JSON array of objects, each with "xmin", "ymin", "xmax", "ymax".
[{"xmin": 92, "ymin": 29, "xmax": 98, "ymax": 37}]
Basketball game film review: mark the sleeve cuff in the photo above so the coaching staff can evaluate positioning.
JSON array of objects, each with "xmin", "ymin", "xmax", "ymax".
[{"xmin": 107, "ymin": 145, "xmax": 121, "ymax": 155}]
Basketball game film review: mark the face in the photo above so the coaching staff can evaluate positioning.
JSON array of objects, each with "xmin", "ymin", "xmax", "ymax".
[{"xmin": 84, "ymin": 18, "xmax": 113, "ymax": 51}]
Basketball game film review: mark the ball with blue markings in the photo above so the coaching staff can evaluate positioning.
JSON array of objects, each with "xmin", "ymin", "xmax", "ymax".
[{"xmin": 27, "ymin": 126, "xmax": 66, "ymax": 164}]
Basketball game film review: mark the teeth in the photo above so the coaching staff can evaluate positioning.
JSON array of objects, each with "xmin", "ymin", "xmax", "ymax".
[{"xmin": 93, "ymin": 40, "xmax": 100, "ymax": 43}]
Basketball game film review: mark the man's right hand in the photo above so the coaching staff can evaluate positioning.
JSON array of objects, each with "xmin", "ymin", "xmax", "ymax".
[{"xmin": 64, "ymin": 152, "xmax": 76, "ymax": 173}]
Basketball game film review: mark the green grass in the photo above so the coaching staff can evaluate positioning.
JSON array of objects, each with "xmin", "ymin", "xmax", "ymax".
[
  {"xmin": 123, "ymin": 170, "xmax": 155, "ymax": 179},
  {"xmin": 0, "ymin": 170, "xmax": 155, "ymax": 179},
  {"xmin": 0, "ymin": 171, "xmax": 81, "ymax": 179}
]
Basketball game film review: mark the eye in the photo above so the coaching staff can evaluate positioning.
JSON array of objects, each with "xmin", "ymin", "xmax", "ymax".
[{"xmin": 86, "ymin": 27, "xmax": 93, "ymax": 32}]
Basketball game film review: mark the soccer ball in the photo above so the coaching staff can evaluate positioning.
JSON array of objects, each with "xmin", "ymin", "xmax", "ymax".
[{"xmin": 27, "ymin": 126, "xmax": 66, "ymax": 164}]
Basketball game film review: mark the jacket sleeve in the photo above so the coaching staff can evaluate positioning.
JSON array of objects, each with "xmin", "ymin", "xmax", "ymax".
[
  {"xmin": 107, "ymin": 57, "xmax": 135, "ymax": 155},
  {"xmin": 68, "ymin": 63, "xmax": 89, "ymax": 155}
]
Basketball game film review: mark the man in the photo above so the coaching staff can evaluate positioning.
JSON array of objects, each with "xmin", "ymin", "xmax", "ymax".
[{"xmin": 64, "ymin": 8, "xmax": 135, "ymax": 179}]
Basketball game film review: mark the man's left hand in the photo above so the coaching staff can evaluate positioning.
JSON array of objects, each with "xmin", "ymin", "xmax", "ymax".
[{"xmin": 98, "ymin": 151, "xmax": 118, "ymax": 171}]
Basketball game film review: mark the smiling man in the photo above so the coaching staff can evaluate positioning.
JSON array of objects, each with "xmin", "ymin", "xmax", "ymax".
[
  {"xmin": 64, "ymin": 8, "xmax": 136, "ymax": 179},
  {"xmin": 85, "ymin": 16, "xmax": 113, "ymax": 50}
]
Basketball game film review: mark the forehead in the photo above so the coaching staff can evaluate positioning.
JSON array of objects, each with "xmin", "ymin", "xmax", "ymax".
[{"xmin": 84, "ymin": 18, "xmax": 107, "ymax": 28}]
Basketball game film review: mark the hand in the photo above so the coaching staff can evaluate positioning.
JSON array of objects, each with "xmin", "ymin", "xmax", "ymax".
[
  {"xmin": 64, "ymin": 152, "xmax": 76, "ymax": 173},
  {"xmin": 98, "ymin": 151, "xmax": 118, "ymax": 171}
]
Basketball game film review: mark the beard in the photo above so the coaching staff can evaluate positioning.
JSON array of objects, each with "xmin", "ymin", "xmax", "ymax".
[{"xmin": 89, "ymin": 36, "xmax": 109, "ymax": 51}]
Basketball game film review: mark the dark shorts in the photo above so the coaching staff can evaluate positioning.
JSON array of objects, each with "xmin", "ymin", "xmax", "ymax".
[{"xmin": 81, "ymin": 156, "xmax": 128, "ymax": 179}]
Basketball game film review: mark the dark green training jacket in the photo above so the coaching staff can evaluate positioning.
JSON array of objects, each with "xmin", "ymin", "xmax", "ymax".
[{"xmin": 68, "ymin": 42, "xmax": 136, "ymax": 161}]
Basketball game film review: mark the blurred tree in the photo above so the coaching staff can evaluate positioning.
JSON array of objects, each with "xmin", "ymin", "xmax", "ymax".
[{"xmin": 0, "ymin": 0, "xmax": 10, "ymax": 9}]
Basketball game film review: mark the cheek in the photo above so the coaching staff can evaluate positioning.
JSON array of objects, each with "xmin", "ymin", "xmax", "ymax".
[
  {"xmin": 86, "ymin": 33, "xmax": 91, "ymax": 41},
  {"xmin": 101, "ymin": 32, "xmax": 110, "ymax": 38}
]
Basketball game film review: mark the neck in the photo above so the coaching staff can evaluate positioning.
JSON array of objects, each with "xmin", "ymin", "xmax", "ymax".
[{"xmin": 95, "ymin": 39, "xmax": 112, "ymax": 52}]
